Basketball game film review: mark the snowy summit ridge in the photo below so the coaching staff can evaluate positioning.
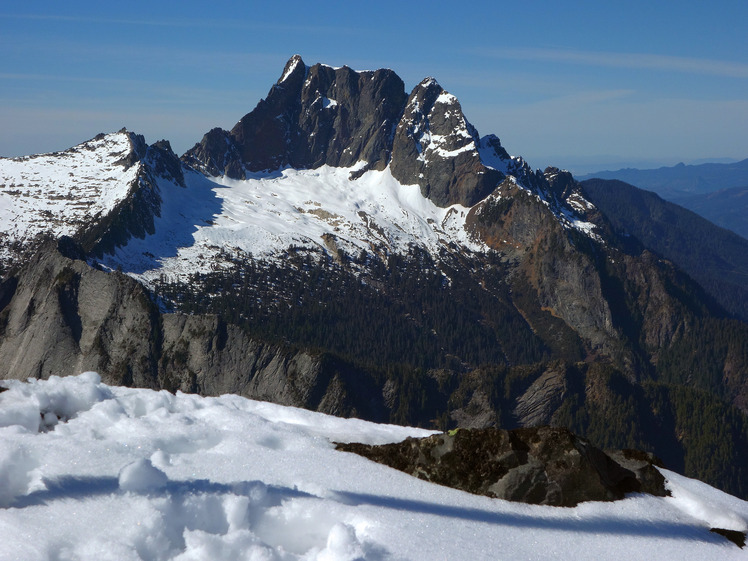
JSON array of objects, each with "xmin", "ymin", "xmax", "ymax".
[
  {"xmin": 0, "ymin": 130, "xmax": 187, "ymax": 272},
  {"xmin": 0, "ymin": 56, "xmax": 602, "ymax": 284}
]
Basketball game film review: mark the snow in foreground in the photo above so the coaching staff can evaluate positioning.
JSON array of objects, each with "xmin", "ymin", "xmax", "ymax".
[{"xmin": 0, "ymin": 374, "xmax": 746, "ymax": 560}]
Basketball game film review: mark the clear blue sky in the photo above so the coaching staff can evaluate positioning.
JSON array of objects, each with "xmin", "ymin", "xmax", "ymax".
[{"xmin": 2, "ymin": 0, "xmax": 747, "ymax": 173}]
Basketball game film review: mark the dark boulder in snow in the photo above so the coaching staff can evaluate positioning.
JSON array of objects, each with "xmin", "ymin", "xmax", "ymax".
[
  {"xmin": 709, "ymin": 527, "xmax": 746, "ymax": 548},
  {"xmin": 337, "ymin": 425, "xmax": 668, "ymax": 507}
]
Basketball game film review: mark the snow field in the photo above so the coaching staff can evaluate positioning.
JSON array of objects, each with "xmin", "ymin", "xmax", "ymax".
[
  {"xmin": 102, "ymin": 164, "xmax": 481, "ymax": 286},
  {"xmin": 0, "ymin": 130, "xmax": 601, "ymax": 288},
  {"xmin": 0, "ymin": 374, "xmax": 747, "ymax": 560},
  {"xmin": 0, "ymin": 133, "xmax": 137, "ymax": 261}
]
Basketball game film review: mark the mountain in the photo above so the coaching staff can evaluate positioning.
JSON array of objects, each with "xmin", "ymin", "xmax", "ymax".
[
  {"xmin": 182, "ymin": 54, "xmax": 525, "ymax": 208},
  {"xmin": 578, "ymin": 160, "xmax": 748, "ymax": 238},
  {"xmin": 1, "ymin": 55, "xmax": 748, "ymax": 498},
  {"xmin": 578, "ymin": 158, "xmax": 748, "ymax": 199},
  {"xmin": 2, "ymin": 374, "xmax": 747, "ymax": 559},
  {"xmin": 671, "ymin": 186, "xmax": 748, "ymax": 240},
  {"xmin": 0, "ymin": 130, "xmax": 180, "ymax": 276},
  {"xmin": 581, "ymin": 178, "xmax": 748, "ymax": 321}
]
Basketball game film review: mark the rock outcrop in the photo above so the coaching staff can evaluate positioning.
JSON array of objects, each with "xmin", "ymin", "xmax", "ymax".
[
  {"xmin": 389, "ymin": 77, "xmax": 503, "ymax": 207},
  {"xmin": 337, "ymin": 426, "xmax": 668, "ymax": 507}
]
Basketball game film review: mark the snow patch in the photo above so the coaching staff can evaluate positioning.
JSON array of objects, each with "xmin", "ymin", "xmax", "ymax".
[
  {"xmin": 435, "ymin": 91, "xmax": 458, "ymax": 105},
  {"xmin": 0, "ymin": 371, "xmax": 112, "ymax": 433},
  {"xmin": 119, "ymin": 458, "xmax": 169, "ymax": 493},
  {"xmin": 321, "ymin": 97, "xmax": 338, "ymax": 109},
  {"xmin": 0, "ymin": 443, "xmax": 39, "ymax": 507},
  {"xmin": 280, "ymin": 57, "xmax": 302, "ymax": 82}
]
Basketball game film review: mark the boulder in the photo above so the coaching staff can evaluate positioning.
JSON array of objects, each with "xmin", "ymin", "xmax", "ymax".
[{"xmin": 336, "ymin": 426, "xmax": 668, "ymax": 507}]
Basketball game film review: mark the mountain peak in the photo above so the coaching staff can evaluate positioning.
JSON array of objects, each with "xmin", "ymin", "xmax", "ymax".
[
  {"xmin": 183, "ymin": 57, "xmax": 518, "ymax": 207},
  {"xmin": 416, "ymin": 76, "xmax": 441, "ymax": 90},
  {"xmin": 279, "ymin": 54, "xmax": 307, "ymax": 84},
  {"xmin": 389, "ymin": 75, "xmax": 504, "ymax": 207},
  {"xmin": 184, "ymin": 57, "xmax": 407, "ymax": 178}
]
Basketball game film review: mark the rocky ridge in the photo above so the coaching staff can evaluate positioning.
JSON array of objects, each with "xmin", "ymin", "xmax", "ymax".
[
  {"xmin": 0, "ymin": 130, "xmax": 183, "ymax": 275},
  {"xmin": 183, "ymin": 55, "xmax": 570, "ymax": 210}
]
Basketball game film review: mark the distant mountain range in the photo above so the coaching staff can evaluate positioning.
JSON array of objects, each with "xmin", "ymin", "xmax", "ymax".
[
  {"xmin": 581, "ymin": 178, "xmax": 748, "ymax": 321},
  {"xmin": 2, "ymin": 55, "xmax": 748, "ymax": 498},
  {"xmin": 578, "ymin": 159, "xmax": 748, "ymax": 198},
  {"xmin": 579, "ymin": 160, "xmax": 748, "ymax": 239},
  {"xmin": 672, "ymin": 186, "xmax": 748, "ymax": 240}
]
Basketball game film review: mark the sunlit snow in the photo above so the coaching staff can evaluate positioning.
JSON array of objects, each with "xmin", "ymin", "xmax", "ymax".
[
  {"xmin": 0, "ymin": 130, "xmax": 602, "ymax": 285},
  {"xmin": 0, "ymin": 132, "xmax": 137, "ymax": 262},
  {"xmin": 0, "ymin": 374, "xmax": 746, "ymax": 560},
  {"xmin": 101, "ymin": 165, "xmax": 480, "ymax": 285}
]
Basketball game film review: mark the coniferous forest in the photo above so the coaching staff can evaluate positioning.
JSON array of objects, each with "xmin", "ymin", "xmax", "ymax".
[{"xmin": 152, "ymin": 247, "xmax": 748, "ymax": 499}]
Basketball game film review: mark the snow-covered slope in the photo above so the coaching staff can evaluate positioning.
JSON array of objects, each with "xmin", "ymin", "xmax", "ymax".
[
  {"xmin": 0, "ymin": 127, "xmax": 601, "ymax": 288},
  {"xmin": 0, "ymin": 132, "xmax": 138, "ymax": 264},
  {"xmin": 98, "ymin": 164, "xmax": 480, "ymax": 285},
  {"xmin": 0, "ymin": 374, "xmax": 746, "ymax": 560}
]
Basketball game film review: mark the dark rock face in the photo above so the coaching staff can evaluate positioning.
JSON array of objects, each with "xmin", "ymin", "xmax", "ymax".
[
  {"xmin": 544, "ymin": 167, "xmax": 577, "ymax": 200},
  {"xmin": 184, "ymin": 55, "xmax": 407, "ymax": 177},
  {"xmin": 181, "ymin": 127, "xmax": 244, "ymax": 178},
  {"xmin": 337, "ymin": 426, "xmax": 668, "ymax": 507},
  {"xmin": 389, "ymin": 78, "xmax": 503, "ymax": 207},
  {"xmin": 286, "ymin": 62, "xmax": 407, "ymax": 172},
  {"xmin": 465, "ymin": 178, "xmax": 618, "ymax": 357},
  {"xmin": 0, "ymin": 241, "xmax": 385, "ymax": 420},
  {"xmin": 183, "ymin": 55, "xmax": 515, "ymax": 208}
]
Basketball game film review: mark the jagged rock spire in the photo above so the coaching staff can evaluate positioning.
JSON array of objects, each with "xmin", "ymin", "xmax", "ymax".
[
  {"xmin": 183, "ymin": 56, "xmax": 556, "ymax": 208},
  {"xmin": 389, "ymin": 77, "xmax": 504, "ymax": 207}
]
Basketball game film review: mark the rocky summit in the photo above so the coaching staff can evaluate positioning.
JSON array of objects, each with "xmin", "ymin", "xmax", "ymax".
[
  {"xmin": 1, "ymin": 55, "xmax": 748, "ymax": 499},
  {"xmin": 183, "ymin": 55, "xmax": 520, "ymax": 208}
]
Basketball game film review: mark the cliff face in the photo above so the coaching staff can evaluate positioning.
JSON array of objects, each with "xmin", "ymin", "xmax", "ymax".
[
  {"xmin": 184, "ymin": 55, "xmax": 407, "ymax": 179},
  {"xmin": 0, "ymin": 238, "xmax": 161, "ymax": 388},
  {"xmin": 0, "ymin": 239, "xmax": 384, "ymax": 419}
]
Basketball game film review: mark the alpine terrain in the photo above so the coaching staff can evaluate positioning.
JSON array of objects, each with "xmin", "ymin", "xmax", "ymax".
[{"xmin": 1, "ymin": 55, "xmax": 748, "ymax": 499}]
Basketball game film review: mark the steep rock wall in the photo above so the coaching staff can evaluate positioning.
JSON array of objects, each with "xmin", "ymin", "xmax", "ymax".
[{"xmin": 0, "ymin": 240, "xmax": 381, "ymax": 419}]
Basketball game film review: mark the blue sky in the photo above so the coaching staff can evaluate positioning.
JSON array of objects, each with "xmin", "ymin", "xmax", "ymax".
[{"xmin": 2, "ymin": 1, "xmax": 747, "ymax": 173}]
